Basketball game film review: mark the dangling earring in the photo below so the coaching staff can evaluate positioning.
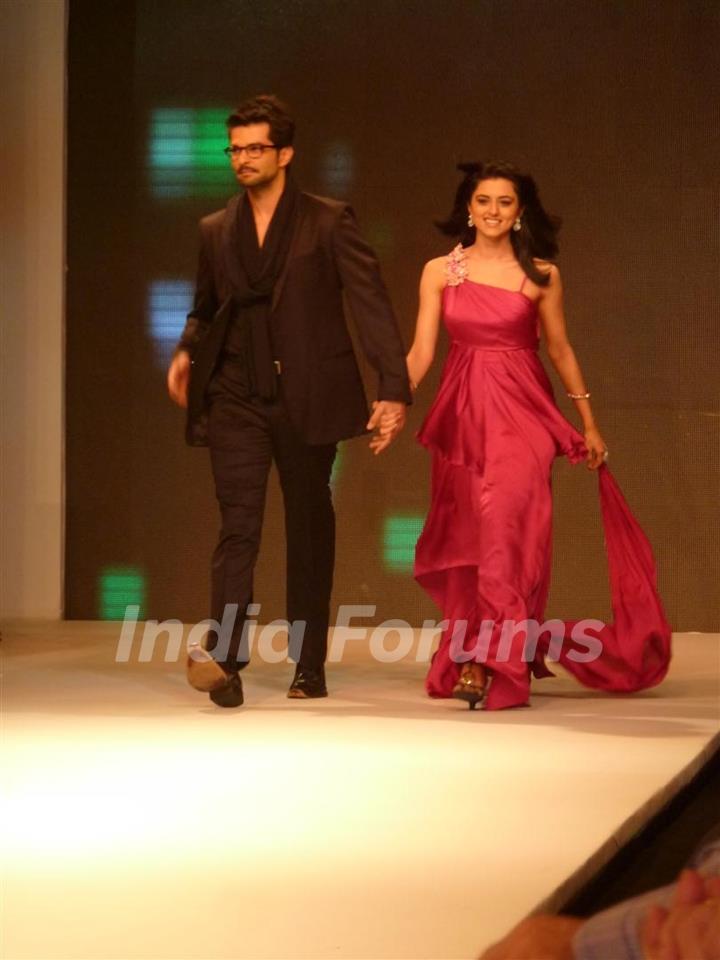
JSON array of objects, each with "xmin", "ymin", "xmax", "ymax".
[
  {"xmin": 512, "ymin": 218, "xmax": 522, "ymax": 232},
  {"xmin": 467, "ymin": 214, "xmax": 474, "ymax": 227}
]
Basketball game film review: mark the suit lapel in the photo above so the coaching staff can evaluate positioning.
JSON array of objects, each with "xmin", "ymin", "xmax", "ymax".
[
  {"xmin": 220, "ymin": 194, "xmax": 244, "ymax": 297},
  {"xmin": 271, "ymin": 194, "xmax": 308, "ymax": 311}
]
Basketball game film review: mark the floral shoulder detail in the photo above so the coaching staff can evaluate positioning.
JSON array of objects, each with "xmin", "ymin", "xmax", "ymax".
[{"xmin": 445, "ymin": 243, "xmax": 468, "ymax": 287}]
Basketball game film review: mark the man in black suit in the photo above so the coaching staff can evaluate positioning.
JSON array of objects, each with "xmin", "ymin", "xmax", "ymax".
[{"xmin": 167, "ymin": 95, "xmax": 411, "ymax": 708}]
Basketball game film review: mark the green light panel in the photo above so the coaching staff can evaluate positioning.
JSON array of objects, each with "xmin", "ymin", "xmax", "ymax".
[
  {"xmin": 149, "ymin": 108, "xmax": 233, "ymax": 198},
  {"xmin": 383, "ymin": 516, "xmax": 424, "ymax": 572},
  {"xmin": 330, "ymin": 444, "xmax": 344, "ymax": 490},
  {"xmin": 367, "ymin": 220, "xmax": 395, "ymax": 258},
  {"xmin": 99, "ymin": 566, "xmax": 146, "ymax": 620}
]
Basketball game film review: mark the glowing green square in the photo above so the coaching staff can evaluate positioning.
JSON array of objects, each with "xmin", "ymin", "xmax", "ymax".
[
  {"xmin": 383, "ymin": 516, "xmax": 424, "ymax": 572},
  {"xmin": 193, "ymin": 109, "xmax": 230, "ymax": 169},
  {"xmin": 149, "ymin": 106, "xmax": 233, "ymax": 199},
  {"xmin": 99, "ymin": 567, "xmax": 146, "ymax": 620}
]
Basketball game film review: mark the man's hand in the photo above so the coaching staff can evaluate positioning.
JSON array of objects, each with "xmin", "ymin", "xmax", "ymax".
[
  {"xmin": 167, "ymin": 350, "xmax": 191, "ymax": 408},
  {"xmin": 478, "ymin": 915, "xmax": 583, "ymax": 960},
  {"xmin": 367, "ymin": 400, "xmax": 406, "ymax": 455},
  {"xmin": 641, "ymin": 869, "xmax": 720, "ymax": 960}
]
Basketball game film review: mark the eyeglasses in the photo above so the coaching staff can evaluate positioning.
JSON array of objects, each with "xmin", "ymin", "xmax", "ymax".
[{"xmin": 223, "ymin": 144, "xmax": 279, "ymax": 160}]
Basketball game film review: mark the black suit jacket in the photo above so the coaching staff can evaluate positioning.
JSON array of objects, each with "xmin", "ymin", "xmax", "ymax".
[{"xmin": 177, "ymin": 191, "xmax": 412, "ymax": 446}]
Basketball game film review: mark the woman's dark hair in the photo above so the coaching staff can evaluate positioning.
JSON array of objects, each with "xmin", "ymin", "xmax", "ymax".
[
  {"xmin": 436, "ymin": 160, "xmax": 561, "ymax": 286},
  {"xmin": 226, "ymin": 94, "xmax": 295, "ymax": 148}
]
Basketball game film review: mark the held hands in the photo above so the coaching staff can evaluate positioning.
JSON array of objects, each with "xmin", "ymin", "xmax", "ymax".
[
  {"xmin": 641, "ymin": 869, "xmax": 720, "ymax": 960},
  {"xmin": 367, "ymin": 400, "xmax": 407, "ymax": 455},
  {"xmin": 478, "ymin": 914, "xmax": 583, "ymax": 960},
  {"xmin": 584, "ymin": 426, "xmax": 608, "ymax": 471},
  {"xmin": 167, "ymin": 351, "xmax": 191, "ymax": 408}
]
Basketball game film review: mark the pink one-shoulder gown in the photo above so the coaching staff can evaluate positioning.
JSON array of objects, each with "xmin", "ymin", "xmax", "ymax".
[{"xmin": 415, "ymin": 246, "xmax": 671, "ymax": 710}]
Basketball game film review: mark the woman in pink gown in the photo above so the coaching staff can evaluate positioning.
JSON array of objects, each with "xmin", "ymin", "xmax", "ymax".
[{"xmin": 405, "ymin": 161, "xmax": 671, "ymax": 710}]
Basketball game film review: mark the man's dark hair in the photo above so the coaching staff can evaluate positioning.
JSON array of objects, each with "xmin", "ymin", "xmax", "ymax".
[{"xmin": 226, "ymin": 95, "xmax": 295, "ymax": 148}]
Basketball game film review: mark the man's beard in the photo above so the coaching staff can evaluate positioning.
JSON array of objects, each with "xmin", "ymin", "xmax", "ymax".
[{"xmin": 239, "ymin": 168, "xmax": 280, "ymax": 190}]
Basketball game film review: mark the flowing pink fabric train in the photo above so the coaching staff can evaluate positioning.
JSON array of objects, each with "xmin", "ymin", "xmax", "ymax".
[{"xmin": 415, "ymin": 247, "xmax": 671, "ymax": 710}]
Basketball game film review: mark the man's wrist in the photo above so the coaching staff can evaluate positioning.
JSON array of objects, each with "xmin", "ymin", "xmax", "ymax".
[{"xmin": 376, "ymin": 395, "xmax": 409, "ymax": 405}]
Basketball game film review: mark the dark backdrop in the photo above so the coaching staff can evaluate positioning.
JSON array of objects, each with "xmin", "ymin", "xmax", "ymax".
[{"xmin": 66, "ymin": 0, "xmax": 719, "ymax": 630}]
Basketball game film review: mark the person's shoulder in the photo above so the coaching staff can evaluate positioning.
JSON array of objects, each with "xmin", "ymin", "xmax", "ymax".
[
  {"xmin": 420, "ymin": 256, "xmax": 448, "ymax": 289},
  {"xmin": 199, "ymin": 207, "xmax": 228, "ymax": 232},
  {"xmin": 297, "ymin": 193, "xmax": 354, "ymax": 234},
  {"xmin": 300, "ymin": 192, "xmax": 348, "ymax": 216},
  {"xmin": 423, "ymin": 255, "xmax": 447, "ymax": 276}
]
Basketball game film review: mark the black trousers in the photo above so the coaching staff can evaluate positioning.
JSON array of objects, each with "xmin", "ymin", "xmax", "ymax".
[{"xmin": 205, "ymin": 381, "xmax": 337, "ymax": 673}]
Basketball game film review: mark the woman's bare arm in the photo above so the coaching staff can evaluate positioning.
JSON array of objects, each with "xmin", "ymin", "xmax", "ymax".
[
  {"xmin": 537, "ymin": 264, "xmax": 608, "ymax": 469},
  {"xmin": 406, "ymin": 258, "xmax": 445, "ymax": 389}
]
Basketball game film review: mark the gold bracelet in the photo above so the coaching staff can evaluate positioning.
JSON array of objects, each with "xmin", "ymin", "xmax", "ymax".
[{"xmin": 567, "ymin": 391, "xmax": 591, "ymax": 399}]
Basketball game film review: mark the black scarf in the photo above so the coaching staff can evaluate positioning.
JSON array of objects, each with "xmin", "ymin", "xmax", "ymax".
[{"xmin": 225, "ymin": 175, "xmax": 300, "ymax": 399}]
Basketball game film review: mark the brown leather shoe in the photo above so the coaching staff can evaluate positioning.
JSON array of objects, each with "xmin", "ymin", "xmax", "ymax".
[
  {"xmin": 209, "ymin": 672, "xmax": 243, "ymax": 708},
  {"xmin": 186, "ymin": 641, "xmax": 232, "ymax": 693}
]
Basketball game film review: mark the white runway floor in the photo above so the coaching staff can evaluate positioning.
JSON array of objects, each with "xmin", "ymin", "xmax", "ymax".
[{"xmin": 2, "ymin": 621, "xmax": 719, "ymax": 960}]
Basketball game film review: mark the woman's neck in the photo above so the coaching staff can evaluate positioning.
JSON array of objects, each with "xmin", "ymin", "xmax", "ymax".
[{"xmin": 467, "ymin": 234, "xmax": 516, "ymax": 261}]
